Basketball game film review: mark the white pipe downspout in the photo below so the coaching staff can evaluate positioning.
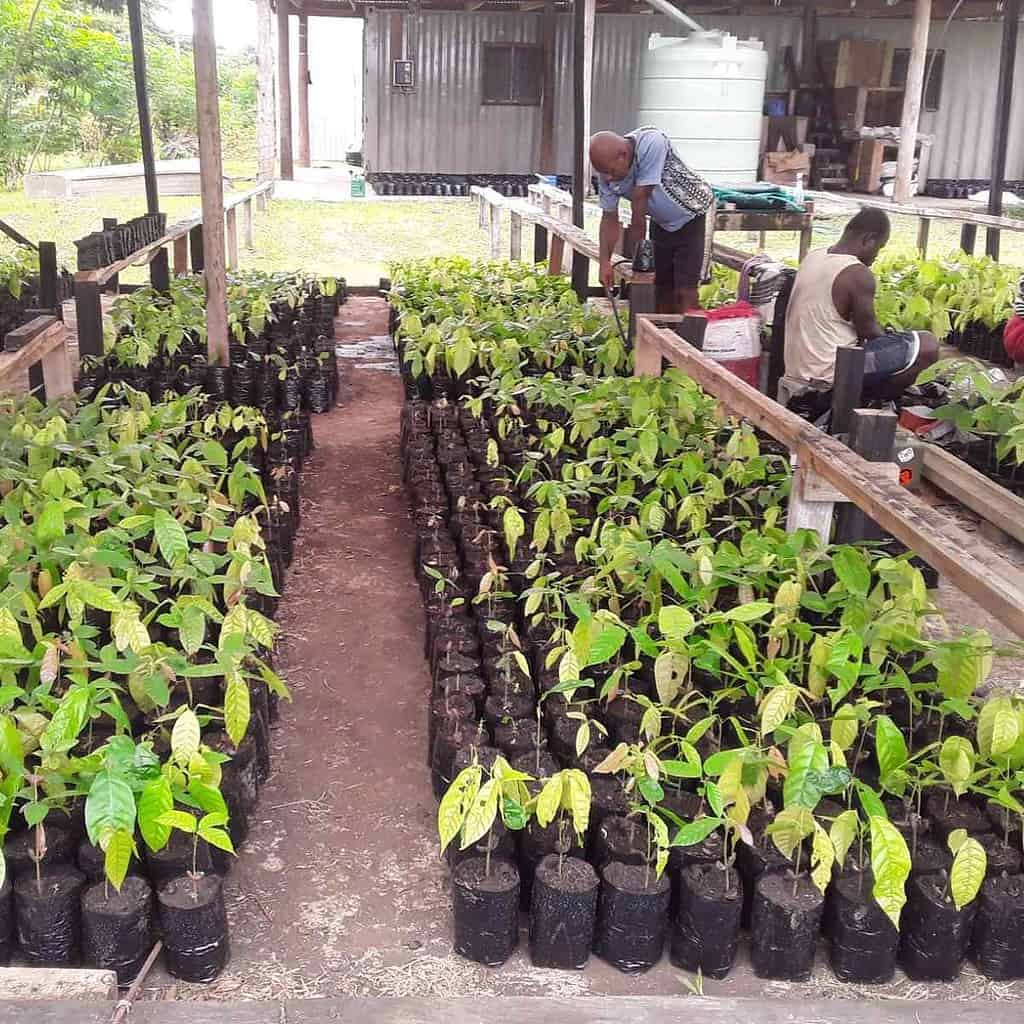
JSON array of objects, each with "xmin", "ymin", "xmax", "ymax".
[{"xmin": 643, "ymin": 0, "xmax": 703, "ymax": 33}]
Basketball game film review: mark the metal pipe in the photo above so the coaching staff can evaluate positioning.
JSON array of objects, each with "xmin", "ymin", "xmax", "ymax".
[{"xmin": 642, "ymin": 0, "xmax": 702, "ymax": 34}]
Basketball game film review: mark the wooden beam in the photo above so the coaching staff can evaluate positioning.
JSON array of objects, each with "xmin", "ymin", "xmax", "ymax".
[
  {"xmin": 539, "ymin": 0, "xmax": 556, "ymax": 173},
  {"xmin": 800, "ymin": 2, "xmax": 817, "ymax": 83},
  {"xmin": 226, "ymin": 206, "xmax": 239, "ymax": 270},
  {"xmin": 917, "ymin": 216, "xmax": 931, "ymax": 256},
  {"xmin": 894, "ymin": 0, "xmax": 930, "ymax": 203},
  {"xmin": 297, "ymin": 14, "xmax": 311, "ymax": 168},
  {"xmin": 986, "ymin": 0, "xmax": 1020, "ymax": 260},
  {"xmin": 243, "ymin": 197, "xmax": 255, "ymax": 249},
  {"xmin": 127, "ymin": 0, "xmax": 160, "ymax": 217},
  {"xmin": 193, "ymin": 0, "xmax": 230, "ymax": 366},
  {"xmin": 257, "ymin": 0, "xmax": 277, "ymax": 183},
  {"xmin": 635, "ymin": 317, "xmax": 1024, "ymax": 641},
  {"xmin": 571, "ymin": 0, "xmax": 594, "ymax": 300},
  {"xmin": 173, "ymin": 234, "xmax": 188, "ymax": 275},
  {"xmin": 921, "ymin": 444, "xmax": 1024, "ymax": 547},
  {"xmin": 278, "ymin": 1, "xmax": 295, "ymax": 180}
]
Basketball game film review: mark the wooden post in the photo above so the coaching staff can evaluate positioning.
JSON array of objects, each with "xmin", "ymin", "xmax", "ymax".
[
  {"xmin": 560, "ymin": 204, "xmax": 573, "ymax": 274},
  {"xmin": 297, "ymin": 14, "xmax": 311, "ymax": 169},
  {"xmin": 960, "ymin": 223, "xmax": 977, "ymax": 255},
  {"xmin": 798, "ymin": 204, "xmax": 814, "ymax": 262},
  {"xmin": 127, "ymin": 0, "xmax": 159, "ymax": 215},
  {"xmin": 477, "ymin": 192, "xmax": 487, "ymax": 230},
  {"xmin": 634, "ymin": 320, "xmax": 663, "ymax": 376},
  {"xmin": 38, "ymin": 242, "xmax": 58, "ymax": 312},
  {"xmin": 800, "ymin": 3, "xmax": 818, "ymax": 84},
  {"xmin": 73, "ymin": 279, "xmax": 104, "ymax": 359},
  {"xmin": 256, "ymin": 0, "xmax": 276, "ymax": 183},
  {"xmin": 102, "ymin": 218, "xmax": 120, "ymax": 294},
  {"xmin": 189, "ymin": 223, "xmax": 205, "ymax": 272},
  {"xmin": 894, "ymin": 0, "xmax": 931, "ymax": 203},
  {"xmin": 836, "ymin": 410, "xmax": 898, "ymax": 542},
  {"xmin": 917, "ymin": 216, "xmax": 931, "ymax": 257},
  {"xmin": 510, "ymin": 211, "xmax": 522, "ymax": 261},
  {"xmin": 193, "ymin": 0, "xmax": 230, "ymax": 366},
  {"xmin": 628, "ymin": 281, "xmax": 657, "ymax": 344},
  {"xmin": 41, "ymin": 340, "xmax": 74, "ymax": 399},
  {"xmin": 786, "ymin": 462, "xmax": 836, "ymax": 539},
  {"xmin": 986, "ymin": 0, "xmax": 1020, "ymax": 261},
  {"xmin": 277, "ymin": 0, "xmax": 294, "ymax": 181},
  {"xmin": 243, "ymin": 198, "xmax": 255, "ymax": 249},
  {"xmin": 173, "ymin": 234, "xmax": 189, "ymax": 276},
  {"xmin": 830, "ymin": 346, "xmax": 865, "ymax": 438},
  {"xmin": 488, "ymin": 203, "xmax": 501, "ymax": 260},
  {"xmin": 533, "ymin": 222, "xmax": 548, "ymax": 264},
  {"xmin": 539, "ymin": 0, "xmax": 556, "ymax": 173},
  {"xmin": 226, "ymin": 207, "xmax": 239, "ymax": 270},
  {"xmin": 548, "ymin": 235, "xmax": 565, "ymax": 276}
]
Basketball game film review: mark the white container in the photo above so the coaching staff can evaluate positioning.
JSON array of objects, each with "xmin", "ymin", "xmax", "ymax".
[{"xmin": 638, "ymin": 30, "xmax": 768, "ymax": 186}]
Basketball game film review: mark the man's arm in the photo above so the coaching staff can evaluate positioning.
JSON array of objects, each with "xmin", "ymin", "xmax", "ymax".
[
  {"xmin": 834, "ymin": 264, "xmax": 885, "ymax": 340},
  {"xmin": 624, "ymin": 185, "xmax": 654, "ymax": 253},
  {"xmin": 599, "ymin": 211, "xmax": 623, "ymax": 291}
]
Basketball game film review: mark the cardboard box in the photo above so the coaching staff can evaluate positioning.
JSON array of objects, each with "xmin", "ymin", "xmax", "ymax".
[
  {"xmin": 817, "ymin": 39, "xmax": 894, "ymax": 89},
  {"xmin": 762, "ymin": 150, "xmax": 810, "ymax": 186}
]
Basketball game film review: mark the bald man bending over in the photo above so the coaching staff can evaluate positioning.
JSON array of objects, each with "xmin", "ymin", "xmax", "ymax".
[{"xmin": 591, "ymin": 127, "xmax": 715, "ymax": 314}]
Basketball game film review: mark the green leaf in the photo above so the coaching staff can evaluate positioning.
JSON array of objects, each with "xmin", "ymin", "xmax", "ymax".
[
  {"xmin": 587, "ymin": 624, "xmax": 626, "ymax": 667},
  {"xmin": 870, "ymin": 815, "xmax": 911, "ymax": 930},
  {"xmin": 536, "ymin": 774, "xmax": 564, "ymax": 829},
  {"xmin": 949, "ymin": 834, "xmax": 987, "ymax": 911},
  {"xmin": 460, "ymin": 778, "xmax": 500, "ymax": 849},
  {"xmin": 672, "ymin": 817, "xmax": 723, "ymax": 847},
  {"xmin": 829, "ymin": 809, "xmax": 860, "ymax": 866},
  {"xmin": 722, "ymin": 601, "xmax": 773, "ymax": 622},
  {"xmin": 833, "ymin": 547, "xmax": 871, "ymax": 597},
  {"xmin": 658, "ymin": 606, "xmax": 695, "ymax": 643},
  {"xmin": 224, "ymin": 676, "xmax": 251, "ymax": 747},
  {"xmin": 189, "ymin": 779, "xmax": 228, "ymax": 818},
  {"xmin": 784, "ymin": 737, "xmax": 829, "ymax": 809},
  {"xmin": 74, "ymin": 580, "xmax": 122, "ymax": 613},
  {"xmin": 438, "ymin": 765, "xmax": 481, "ymax": 854},
  {"xmin": 830, "ymin": 706, "xmax": 859, "ymax": 751},
  {"xmin": 41, "ymin": 687, "xmax": 90, "ymax": 754},
  {"xmin": 654, "ymin": 651, "xmax": 689, "ymax": 705},
  {"xmin": 811, "ymin": 823, "xmax": 835, "ymax": 894},
  {"xmin": 978, "ymin": 697, "xmax": 1019, "ymax": 759},
  {"xmin": 503, "ymin": 507, "xmax": 525, "ymax": 561},
  {"xmin": 35, "ymin": 501, "xmax": 65, "ymax": 546},
  {"xmin": 153, "ymin": 508, "xmax": 189, "ymax": 567},
  {"xmin": 138, "ymin": 776, "xmax": 174, "ymax": 852},
  {"xmin": 113, "ymin": 611, "xmax": 150, "ymax": 654},
  {"xmin": 759, "ymin": 683, "xmax": 798, "ymax": 737},
  {"xmin": 171, "ymin": 709, "xmax": 201, "ymax": 764},
  {"xmin": 157, "ymin": 809, "xmax": 197, "ymax": 834},
  {"xmin": 179, "ymin": 604, "xmax": 206, "ymax": 655},
  {"xmin": 85, "ymin": 774, "xmax": 136, "ymax": 846},
  {"xmin": 767, "ymin": 806, "xmax": 815, "ymax": 859},
  {"xmin": 563, "ymin": 770, "xmax": 591, "ymax": 837},
  {"xmin": 874, "ymin": 714, "xmax": 908, "ymax": 782},
  {"xmin": 102, "ymin": 828, "xmax": 134, "ymax": 891},
  {"xmin": 638, "ymin": 428, "xmax": 658, "ymax": 463},
  {"xmin": 938, "ymin": 736, "xmax": 974, "ymax": 798}
]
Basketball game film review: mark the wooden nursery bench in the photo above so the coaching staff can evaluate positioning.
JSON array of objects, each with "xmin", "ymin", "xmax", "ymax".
[{"xmin": 0, "ymin": 315, "xmax": 74, "ymax": 401}]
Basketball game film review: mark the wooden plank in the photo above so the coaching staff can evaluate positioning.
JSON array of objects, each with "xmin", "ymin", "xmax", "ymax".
[
  {"xmin": 921, "ymin": 444, "xmax": 1024, "ymax": 546},
  {"xmin": 297, "ymin": 14, "xmax": 311, "ymax": 168},
  {"xmin": 278, "ymin": 0, "xmax": 294, "ymax": 180},
  {"xmin": 0, "ymin": 320, "xmax": 70, "ymax": 392},
  {"xmin": 787, "ymin": 463, "xmax": 835, "ymax": 537},
  {"xmin": 193, "ymin": 0, "xmax": 230, "ymax": 366},
  {"xmin": 510, "ymin": 210, "xmax": 522, "ymax": 261},
  {"xmin": 636, "ymin": 317, "xmax": 1024, "ymax": 639},
  {"xmin": 548, "ymin": 234, "xmax": 565, "ymax": 276},
  {"xmin": 836, "ymin": 408, "xmax": 898, "ymax": 542},
  {"xmin": 5, "ymin": 314, "xmax": 55, "ymax": 353},
  {"xmin": 38, "ymin": 241, "xmax": 58, "ymax": 311},
  {"xmin": 917, "ymin": 216, "xmax": 931, "ymax": 256},
  {"xmin": 173, "ymin": 234, "xmax": 188, "ymax": 275},
  {"xmin": 488, "ymin": 202, "xmax": 501, "ymax": 260},
  {"xmin": 73, "ymin": 279, "xmax": 104, "ymax": 359},
  {"xmin": 0, "ymin": 967, "xmax": 116, "ymax": 1002},
  {"xmin": 243, "ymin": 197, "xmax": 255, "ymax": 249},
  {"xmin": 226, "ymin": 206, "xmax": 239, "ymax": 269}
]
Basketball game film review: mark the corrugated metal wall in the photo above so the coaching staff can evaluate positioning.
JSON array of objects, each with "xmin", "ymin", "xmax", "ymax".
[{"xmin": 363, "ymin": 10, "xmax": 1024, "ymax": 181}]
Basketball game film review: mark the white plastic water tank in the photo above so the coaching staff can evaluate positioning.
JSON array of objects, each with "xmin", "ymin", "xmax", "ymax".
[{"xmin": 638, "ymin": 30, "xmax": 768, "ymax": 186}]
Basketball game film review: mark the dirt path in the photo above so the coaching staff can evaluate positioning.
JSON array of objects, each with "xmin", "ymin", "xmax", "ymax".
[{"xmin": 141, "ymin": 298, "xmax": 1024, "ymax": 1004}]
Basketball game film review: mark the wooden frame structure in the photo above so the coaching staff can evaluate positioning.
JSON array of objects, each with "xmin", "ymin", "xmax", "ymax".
[
  {"xmin": 0, "ymin": 316, "xmax": 74, "ymax": 403},
  {"xmin": 635, "ymin": 315, "xmax": 1024, "ymax": 640},
  {"xmin": 72, "ymin": 183, "xmax": 273, "ymax": 361}
]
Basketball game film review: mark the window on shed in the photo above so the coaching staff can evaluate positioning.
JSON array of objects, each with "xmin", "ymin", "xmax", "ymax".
[
  {"xmin": 891, "ymin": 48, "xmax": 945, "ymax": 112},
  {"xmin": 482, "ymin": 43, "xmax": 543, "ymax": 106}
]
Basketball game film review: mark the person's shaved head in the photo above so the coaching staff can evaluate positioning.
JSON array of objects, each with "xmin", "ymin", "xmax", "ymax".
[{"xmin": 590, "ymin": 131, "xmax": 633, "ymax": 181}]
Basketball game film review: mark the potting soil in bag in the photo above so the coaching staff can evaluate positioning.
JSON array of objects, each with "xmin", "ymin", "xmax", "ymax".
[
  {"xmin": 735, "ymin": 832, "xmax": 790, "ymax": 927},
  {"xmin": 78, "ymin": 838, "xmax": 140, "ymax": 883},
  {"xmin": 158, "ymin": 874, "xmax": 230, "ymax": 983},
  {"xmin": 899, "ymin": 873, "xmax": 976, "ymax": 981},
  {"xmin": 4, "ymin": 824, "xmax": 76, "ymax": 878},
  {"xmin": 529, "ymin": 854, "xmax": 599, "ymax": 969},
  {"xmin": 750, "ymin": 872, "xmax": 824, "ymax": 981},
  {"xmin": 82, "ymin": 876, "xmax": 155, "ymax": 985},
  {"xmin": 452, "ymin": 856, "xmax": 520, "ymax": 966},
  {"xmin": 970, "ymin": 874, "xmax": 1024, "ymax": 979},
  {"xmin": 14, "ymin": 866, "xmax": 86, "ymax": 965},
  {"xmin": 0, "ymin": 878, "xmax": 12, "ymax": 964},
  {"xmin": 828, "ymin": 870, "xmax": 899, "ymax": 983},
  {"xmin": 517, "ymin": 819, "xmax": 584, "ymax": 910},
  {"xmin": 592, "ymin": 816, "xmax": 650, "ymax": 869},
  {"xmin": 670, "ymin": 862, "xmax": 743, "ymax": 979},
  {"xmin": 595, "ymin": 861, "xmax": 671, "ymax": 973}
]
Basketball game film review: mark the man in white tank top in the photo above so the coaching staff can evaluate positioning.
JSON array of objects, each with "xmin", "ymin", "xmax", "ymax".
[{"xmin": 785, "ymin": 209, "xmax": 937, "ymax": 400}]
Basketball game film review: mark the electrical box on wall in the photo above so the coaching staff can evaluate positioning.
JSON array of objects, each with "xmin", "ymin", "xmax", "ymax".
[{"xmin": 392, "ymin": 59, "xmax": 415, "ymax": 89}]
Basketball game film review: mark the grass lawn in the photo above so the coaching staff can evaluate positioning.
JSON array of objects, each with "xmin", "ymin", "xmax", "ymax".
[{"xmin": 2, "ymin": 188, "xmax": 1022, "ymax": 288}]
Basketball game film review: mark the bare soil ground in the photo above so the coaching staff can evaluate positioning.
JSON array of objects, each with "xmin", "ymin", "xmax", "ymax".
[{"xmin": 139, "ymin": 297, "xmax": 1024, "ymax": 1004}]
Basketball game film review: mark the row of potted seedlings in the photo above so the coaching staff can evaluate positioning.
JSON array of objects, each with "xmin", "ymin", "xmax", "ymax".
[
  {"xmin": 392, "ymin": 257, "xmax": 1024, "ymax": 985},
  {"xmin": 0, "ymin": 315, "xmax": 327, "ymax": 983},
  {"xmin": 78, "ymin": 271, "xmax": 345, "ymax": 418}
]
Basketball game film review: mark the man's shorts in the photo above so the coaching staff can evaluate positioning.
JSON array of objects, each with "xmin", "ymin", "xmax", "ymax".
[
  {"xmin": 652, "ymin": 215, "xmax": 707, "ymax": 290},
  {"xmin": 863, "ymin": 331, "xmax": 920, "ymax": 388}
]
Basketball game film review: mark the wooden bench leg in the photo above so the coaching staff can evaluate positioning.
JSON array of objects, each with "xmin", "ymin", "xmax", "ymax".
[
  {"xmin": 41, "ymin": 342, "xmax": 74, "ymax": 398},
  {"xmin": 173, "ymin": 235, "xmax": 189, "ymax": 276},
  {"xmin": 226, "ymin": 207, "xmax": 239, "ymax": 270},
  {"xmin": 243, "ymin": 198, "xmax": 255, "ymax": 249},
  {"xmin": 786, "ymin": 462, "xmax": 835, "ymax": 538},
  {"xmin": 548, "ymin": 235, "xmax": 565, "ymax": 276},
  {"xmin": 510, "ymin": 212, "xmax": 522, "ymax": 261},
  {"xmin": 489, "ymin": 203, "xmax": 501, "ymax": 260}
]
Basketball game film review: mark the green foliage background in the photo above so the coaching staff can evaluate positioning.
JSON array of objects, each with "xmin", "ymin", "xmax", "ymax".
[{"xmin": 0, "ymin": 0, "xmax": 256, "ymax": 188}]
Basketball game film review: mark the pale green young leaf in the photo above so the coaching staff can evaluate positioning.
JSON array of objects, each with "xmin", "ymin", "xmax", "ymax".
[
  {"xmin": 102, "ymin": 828, "xmax": 135, "ymax": 891},
  {"xmin": 460, "ymin": 778, "xmax": 500, "ymax": 849},
  {"xmin": 224, "ymin": 676, "xmax": 251, "ymax": 747},
  {"xmin": 870, "ymin": 815, "xmax": 911, "ymax": 930},
  {"xmin": 171, "ymin": 709, "xmax": 201, "ymax": 764},
  {"xmin": 949, "ymin": 835, "xmax": 987, "ymax": 911},
  {"xmin": 138, "ymin": 776, "xmax": 174, "ymax": 852},
  {"xmin": 438, "ymin": 765, "xmax": 481, "ymax": 854},
  {"xmin": 536, "ymin": 774, "xmax": 565, "ymax": 829},
  {"xmin": 153, "ymin": 508, "xmax": 189, "ymax": 567}
]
